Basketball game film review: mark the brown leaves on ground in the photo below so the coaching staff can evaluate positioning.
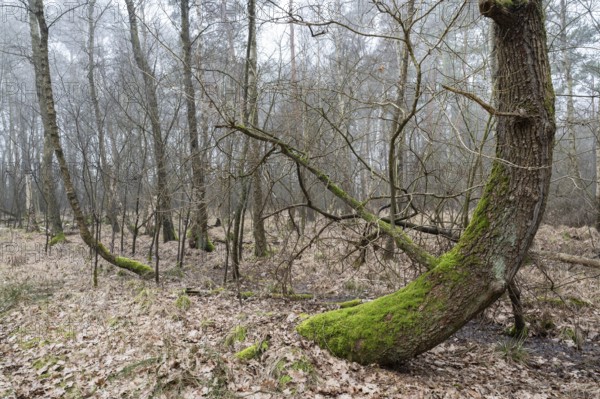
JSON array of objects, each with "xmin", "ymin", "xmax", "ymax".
[{"xmin": 0, "ymin": 224, "xmax": 598, "ymax": 398}]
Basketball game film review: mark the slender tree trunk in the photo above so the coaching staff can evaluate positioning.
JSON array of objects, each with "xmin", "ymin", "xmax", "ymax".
[
  {"xmin": 288, "ymin": 0, "xmax": 308, "ymax": 234},
  {"xmin": 25, "ymin": 173, "xmax": 39, "ymax": 232},
  {"xmin": 87, "ymin": 0, "xmax": 119, "ymax": 236},
  {"xmin": 29, "ymin": 0, "xmax": 153, "ymax": 277},
  {"xmin": 296, "ymin": 0, "xmax": 556, "ymax": 365},
  {"xmin": 559, "ymin": 0, "xmax": 584, "ymax": 192},
  {"xmin": 40, "ymin": 133, "xmax": 63, "ymax": 236},
  {"xmin": 124, "ymin": 0, "xmax": 176, "ymax": 242},
  {"xmin": 596, "ymin": 112, "xmax": 600, "ymax": 231},
  {"xmin": 385, "ymin": 0, "xmax": 415, "ymax": 258},
  {"xmin": 180, "ymin": 0, "xmax": 211, "ymax": 252},
  {"xmin": 244, "ymin": 0, "xmax": 267, "ymax": 257},
  {"xmin": 28, "ymin": 3, "xmax": 62, "ymax": 238},
  {"xmin": 507, "ymin": 280, "xmax": 526, "ymax": 337}
]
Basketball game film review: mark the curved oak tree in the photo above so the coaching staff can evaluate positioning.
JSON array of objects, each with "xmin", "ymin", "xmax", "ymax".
[
  {"xmin": 296, "ymin": 0, "xmax": 556, "ymax": 365},
  {"xmin": 230, "ymin": 0, "xmax": 556, "ymax": 365}
]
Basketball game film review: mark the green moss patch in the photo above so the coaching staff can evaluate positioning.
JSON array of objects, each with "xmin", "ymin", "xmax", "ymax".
[
  {"xmin": 175, "ymin": 293, "xmax": 191, "ymax": 311},
  {"xmin": 48, "ymin": 232, "xmax": 66, "ymax": 246},
  {"xmin": 224, "ymin": 325, "xmax": 247, "ymax": 347},
  {"xmin": 235, "ymin": 341, "xmax": 268, "ymax": 361},
  {"xmin": 204, "ymin": 239, "xmax": 215, "ymax": 252},
  {"xmin": 240, "ymin": 291, "xmax": 255, "ymax": 299},
  {"xmin": 297, "ymin": 273, "xmax": 434, "ymax": 365}
]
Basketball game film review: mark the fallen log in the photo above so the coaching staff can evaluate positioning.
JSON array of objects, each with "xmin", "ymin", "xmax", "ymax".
[{"xmin": 533, "ymin": 250, "xmax": 600, "ymax": 271}]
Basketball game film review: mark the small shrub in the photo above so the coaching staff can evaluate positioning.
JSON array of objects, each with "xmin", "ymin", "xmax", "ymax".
[
  {"xmin": 496, "ymin": 339, "xmax": 530, "ymax": 364},
  {"xmin": 0, "ymin": 282, "xmax": 30, "ymax": 314},
  {"xmin": 224, "ymin": 325, "xmax": 247, "ymax": 347},
  {"xmin": 561, "ymin": 326, "xmax": 584, "ymax": 350},
  {"xmin": 134, "ymin": 287, "xmax": 154, "ymax": 310},
  {"xmin": 48, "ymin": 232, "xmax": 66, "ymax": 247},
  {"xmin": 175, "ymin": 293, "xmax": 191, "ymax": 311}
]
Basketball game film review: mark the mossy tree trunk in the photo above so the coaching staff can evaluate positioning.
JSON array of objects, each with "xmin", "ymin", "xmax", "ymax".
[
  {"xmin": 296, "ymin": 0, "xmax": 556, "ymax": 365},
  {"xmin": 29, "ymin": 0, "xmax": 153, "ymax": 278}
]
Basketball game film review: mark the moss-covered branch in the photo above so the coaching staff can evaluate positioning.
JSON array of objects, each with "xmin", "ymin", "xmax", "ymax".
[
  {"xmin": 223, "ymin": 123, "xmax": 437, "ymax": 269},
  {"xmin": 297, "ymin": 247, "xmax": 502, "ymax": 365}
]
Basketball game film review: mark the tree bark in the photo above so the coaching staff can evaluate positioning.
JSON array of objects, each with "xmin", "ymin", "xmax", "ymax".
[
  {"xmin": 124, "ymin": 0, "xmax": 176, "ymax": 242},
  {"xmin": 29, "ymin": 0, "xmax": 153, "ymax": 277},
  {"xmin": 25, "ymin": 173, "xmax": 39, "ymax": 232},
  {"xmin": 180, "ymin": 0, "xmax": 212, "ymax": 252},
  {"xmin": 244, "ymin": 0, "xmax": 268, "ymax": 257},
  {"xmin": 296, "ymin": 0, "xmax": 556, "ymax": 365},
  {"xmin": 40, "ymin": 133, "xmax": 63, "ymax": 236}
]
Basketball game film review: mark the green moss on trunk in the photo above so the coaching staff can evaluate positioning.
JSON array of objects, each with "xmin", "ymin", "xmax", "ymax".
[
  {"xmin": 297, "ymin": 273, "xmax": 434, "ymax": 365},
  {"xmin": 115, "ymin": 256, "xmax": 154, "ymax": 278},
  {"xmin": 48, "ymin": 232, "xmax": 66, "ymax": 246}
]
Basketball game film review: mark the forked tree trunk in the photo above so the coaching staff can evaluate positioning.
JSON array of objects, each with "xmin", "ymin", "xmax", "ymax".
[
  {"xmin": 297, "ymin": 0, "xmax": 555, "ymax": 365},
  {"xmin": 30, "ymin": 0, "xmax": 153, "ymax": 278}
]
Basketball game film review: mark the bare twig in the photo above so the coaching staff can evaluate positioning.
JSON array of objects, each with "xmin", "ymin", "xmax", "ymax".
[{"xmin": 442, "ymin": 85, "xmax": 533, "ymax": 118}]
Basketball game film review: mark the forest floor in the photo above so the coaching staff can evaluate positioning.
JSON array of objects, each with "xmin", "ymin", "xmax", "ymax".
[{"xmin": 0, "ymin": 221, "xmax": 598, "ymax": 398}]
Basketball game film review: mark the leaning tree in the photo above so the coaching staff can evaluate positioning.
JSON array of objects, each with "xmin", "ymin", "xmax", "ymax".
[
  {"xmin": 227, "ymin": 0, "xmax": 556, "ymax": 365},
  {"xmin": 28, "ymin": 0, "xmax": 154, "ymax": 277}
]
